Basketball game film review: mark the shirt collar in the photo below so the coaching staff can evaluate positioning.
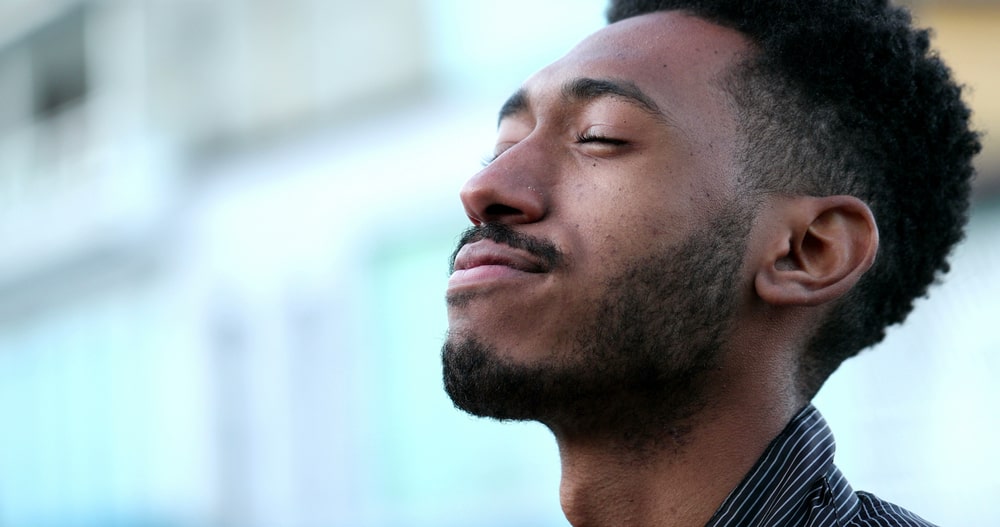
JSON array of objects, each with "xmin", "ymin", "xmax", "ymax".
[{"xmin": 705, "ymin": 404, "xmax": 861, "ymax": 526}]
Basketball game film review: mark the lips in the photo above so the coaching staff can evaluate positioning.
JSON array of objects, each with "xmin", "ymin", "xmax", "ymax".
[
  {"xmin": 453, "ymin": 240, "xmax": 548, "ymax": 273},
  {"xmin": 448, "ymin": 240, "xmax": 548, "ymax": 290}
]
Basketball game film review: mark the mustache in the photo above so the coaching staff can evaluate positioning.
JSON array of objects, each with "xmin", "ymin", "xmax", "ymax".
[{"xmin": 449, "ymin": 223, "xmax": 565, "ymax": 273}]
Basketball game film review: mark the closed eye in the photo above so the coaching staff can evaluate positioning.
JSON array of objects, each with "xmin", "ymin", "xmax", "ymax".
[{"xmin": 576, "ymin": 132, "xmax": 628, "ymax": 146}]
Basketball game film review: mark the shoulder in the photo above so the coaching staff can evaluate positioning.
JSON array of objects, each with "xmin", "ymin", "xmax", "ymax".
[{"xmin": 845, "ymin": 491, "xmax": 939, "ymax": 527}]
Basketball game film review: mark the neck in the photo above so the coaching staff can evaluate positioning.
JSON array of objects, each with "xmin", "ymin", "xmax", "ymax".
[
  {"xmin": 551, "ymin": 394, "xmax": 801, "ymax": 527},
  {"xmin": 549, "ymin": 297, "xmax": 816, "ymax": 526}
]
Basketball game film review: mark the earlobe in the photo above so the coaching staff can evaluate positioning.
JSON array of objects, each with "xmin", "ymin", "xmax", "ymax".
[{"xmin": 755, "ymin": 196, "xmax": 879, "ymax": 307}]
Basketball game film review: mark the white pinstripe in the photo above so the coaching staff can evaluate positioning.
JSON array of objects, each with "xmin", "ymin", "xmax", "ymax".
[{"xmin": 705, "ymin": 405, "xmax": 937, "ymax": 527}]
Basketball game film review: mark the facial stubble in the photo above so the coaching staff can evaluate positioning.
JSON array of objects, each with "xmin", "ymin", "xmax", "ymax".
[{"xmin": 443, "ymin": 207, "xmax": 752, "ymax": 449}]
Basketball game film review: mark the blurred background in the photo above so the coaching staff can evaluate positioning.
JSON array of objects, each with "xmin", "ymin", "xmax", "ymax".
[{"xmin": 0, "ymin": 0, "xmax": 996, "ymax": 525}]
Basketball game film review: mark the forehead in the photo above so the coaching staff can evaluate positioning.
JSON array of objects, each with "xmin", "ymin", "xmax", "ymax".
[{"xmin": 517, "ymin": 11, "xmax": 752, "ymax": 124}]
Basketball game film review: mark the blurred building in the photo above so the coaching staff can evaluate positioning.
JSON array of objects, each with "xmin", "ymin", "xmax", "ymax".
[{"xmin": 0, "ymin": 1, "xmax": 995, "ymax": 526}]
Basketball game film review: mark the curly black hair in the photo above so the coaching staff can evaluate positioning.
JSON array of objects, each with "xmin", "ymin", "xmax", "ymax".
[{"xmin": 607, "ymin": 0, "xmax": 981, "ymax": 397}]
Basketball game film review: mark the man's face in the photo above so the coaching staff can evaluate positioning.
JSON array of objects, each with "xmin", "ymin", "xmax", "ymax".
[{"xmin": 443, "ymin": 12, "xmax": 756, "ymax": 438}]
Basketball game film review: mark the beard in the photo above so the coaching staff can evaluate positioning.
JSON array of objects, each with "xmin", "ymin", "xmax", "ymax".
[{"xmin": 442, "ymin": 205, "xmax": 753, "ymax": 449}]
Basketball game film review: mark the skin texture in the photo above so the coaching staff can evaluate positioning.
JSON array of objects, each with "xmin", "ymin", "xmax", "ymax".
[
  {"xmin": 444, "ymin": 11, "xmax": 879, "ymax": 527},
  {"xmin": 449, "ymin": 15, "xmax": 747, "ymax": 360},
  {"xmin": 445, "ymin": 206, "xmax": 751, "ymax": 447}
]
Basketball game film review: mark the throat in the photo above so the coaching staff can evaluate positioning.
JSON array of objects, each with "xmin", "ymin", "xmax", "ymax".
[
  {"xmin": 555, "ymin": 438, "xmax": 720, "ymax": 527},
  {"xmin": 551, "ymin": 395, "xmax": 805, "ymax": 527}
]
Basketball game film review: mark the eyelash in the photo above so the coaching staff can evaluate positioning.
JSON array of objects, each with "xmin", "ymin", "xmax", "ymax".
[
  {"xmin": 481, "ymin": 133, "xmax": 627, "ymax": 166},
  {"xmin": 576, "ymin": 132, "xmax": 627, "ymax": 146}
]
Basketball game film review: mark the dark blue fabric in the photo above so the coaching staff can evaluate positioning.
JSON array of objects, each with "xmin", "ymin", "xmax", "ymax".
[{"xmin": 706, "ymin": 405, "xmax": 937, "ymax": 527}]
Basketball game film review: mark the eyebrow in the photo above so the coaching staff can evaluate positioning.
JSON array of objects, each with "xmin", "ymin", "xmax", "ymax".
[{"xmin": 496, "ymin": 77, "xmax": 673, "ymax": 127}]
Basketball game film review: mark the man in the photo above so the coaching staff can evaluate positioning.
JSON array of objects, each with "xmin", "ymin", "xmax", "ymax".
[{"xmin": 442, "ymin": 0, "xmax": 979, "ymax": 525}]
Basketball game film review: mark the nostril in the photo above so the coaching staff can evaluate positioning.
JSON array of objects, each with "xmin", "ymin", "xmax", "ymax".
[
  {"xmin": 484, "ymin": 203, "xmax": 523, "ymax": 218},
  {"xmin": 460, "ymin": 172, "xmax": 546, "ymax": 225}
]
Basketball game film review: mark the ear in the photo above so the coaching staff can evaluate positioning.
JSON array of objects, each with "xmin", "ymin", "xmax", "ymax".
[{"xmin": 755, "ymin": 195, "xmax": 879, "ymax": 307}]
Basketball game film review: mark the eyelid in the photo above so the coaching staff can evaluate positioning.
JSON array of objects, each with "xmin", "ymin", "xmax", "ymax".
[
  {"xmin": 576, "ymin": 131, "xmax": 628, "ymax": 145},
  {"xmin": 483, "ymin": 124, "xmax": 631, "ymax": 167}
]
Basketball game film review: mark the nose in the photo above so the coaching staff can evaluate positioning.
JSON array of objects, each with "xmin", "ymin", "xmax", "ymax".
[{"xmin": 459, "ymin": 147, "xmax": 548, "ymax": 226}]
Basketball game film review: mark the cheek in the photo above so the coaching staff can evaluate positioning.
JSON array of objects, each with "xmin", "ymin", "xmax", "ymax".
[
  {"xmin": 584, "ymin": 194, "xmax": 694, "ymax": 258},
  {"xmin": 558, "ymin": 156, "xmax": 712, "ymax": 264}
]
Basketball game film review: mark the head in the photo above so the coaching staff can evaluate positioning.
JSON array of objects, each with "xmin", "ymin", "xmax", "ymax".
[
  {"xmin": 442, "ymin": 1, "xmax": 978, "ymax": 442},
  {"xmin": 445, "ymin": 13, "xmax": 761, "ymax": 444}
]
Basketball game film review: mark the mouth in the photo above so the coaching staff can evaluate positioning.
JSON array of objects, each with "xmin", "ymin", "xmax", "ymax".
[
  {"xmin": 453, "ymin": 240, "xmax": 548, "ymax": 273},
  {"xmin": 448, "ymin": 240, "xmax": 549, "ymax": 291}
]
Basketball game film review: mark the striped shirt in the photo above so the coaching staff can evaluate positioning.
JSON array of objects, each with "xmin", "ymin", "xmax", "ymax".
[{"xmin": 705, "ymin": 404, "xmax": 937, "ymax": 527}]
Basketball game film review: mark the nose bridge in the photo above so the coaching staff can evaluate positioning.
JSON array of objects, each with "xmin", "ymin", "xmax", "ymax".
[{"xmin": 460, "ymin": 135, "xmax": 553, "ymax": 225}]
